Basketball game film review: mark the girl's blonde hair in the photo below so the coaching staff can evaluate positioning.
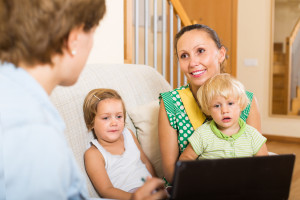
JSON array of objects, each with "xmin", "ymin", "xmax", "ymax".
[
  {"xmin": 83, "ymin": 88, "xmax": 126, "ymax": 132},
  {"xmin": 197, "ymin": 73, "xmax": 249, "ymax": 116}
]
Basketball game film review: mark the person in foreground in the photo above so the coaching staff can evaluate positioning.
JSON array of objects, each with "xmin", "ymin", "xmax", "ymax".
[
  {"xmin": 179, "ymin": 74, "xmax": 269, "ymax": 161},
  {"xmin": 83, "ymin": 89, "xmax": 158, "ymax": 199},
  {"xmin": 158, "ymin": 24, "xmax": 263, "ymax": 184},
  {"xmin": 0, "ymin": 0, "xmax": 167, "ymax": 199}
]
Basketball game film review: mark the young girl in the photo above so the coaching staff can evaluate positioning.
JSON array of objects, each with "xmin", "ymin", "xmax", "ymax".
[
  {"xmin": 179, "ymin": 74, "xmax": 269, "ymax": 161},
  {"xmin": 83, "ymin": 88, "xmax": 157, "ymax": 200}
]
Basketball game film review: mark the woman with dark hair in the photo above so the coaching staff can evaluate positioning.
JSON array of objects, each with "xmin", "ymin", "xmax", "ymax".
[{"xmin": 158, "ymin": 24, "xmax": 263, "ymax": 184}]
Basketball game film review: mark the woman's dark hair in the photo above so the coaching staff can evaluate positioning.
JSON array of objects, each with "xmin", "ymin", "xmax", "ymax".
[{"xmin": 174, "ymin": 24, "xmax": 228, "ymax": 72}]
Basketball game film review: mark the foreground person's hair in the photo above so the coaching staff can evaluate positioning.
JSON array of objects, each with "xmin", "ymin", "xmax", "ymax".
[{"xmin": 0, "ymin": 0, "xmax": 106, "ymax": 66}]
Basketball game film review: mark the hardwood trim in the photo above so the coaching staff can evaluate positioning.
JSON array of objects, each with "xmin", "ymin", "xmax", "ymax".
[
  {"xmin": 269, "ymin": 0, "xmax": 274, "ymax": 116},
  {"xmin": 124, "ymin": 59, "xmax": 131, "ymax": 64},
  {"xmin": 166, "ymin": 2, "xmax": 170, "ymax": 84},
  {"xmin": 169, "ymin": 0, "xmax": 192, "ymax": 26},
  {"xmin": 264, "ymin": 133, "xmax": 300, "ymax": 144},
  {"xmin": 230, "ymin": 0, "xmax": 238, "ymax": 77},
  {"xmin": 286, "ymin": 37, "xmax": 291, "ymax": 113},
  {"xmin": 124, "ymin": 0, "xmax": 133, "ymax": 64},
  {"xmin": 290, "ymin": 17, "xmax": 300, "ymax": 42}
]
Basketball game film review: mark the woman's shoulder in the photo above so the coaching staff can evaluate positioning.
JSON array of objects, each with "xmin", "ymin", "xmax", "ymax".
[
  {"xmin": 160, "ymin": 84, "xmax": 189, "ymax": 98},
  {"xmin": 245, "ymin": 90, "xmax": 254, "ymax": 101},
  {"xmin": 240, "ymin": 90, "xmax": 254, "ymax": 121}
]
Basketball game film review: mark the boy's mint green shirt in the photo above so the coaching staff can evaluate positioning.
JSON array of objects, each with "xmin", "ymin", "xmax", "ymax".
[
  {"xmin": 188, "ymin": 118, "xmax": 267, "ymax": 159},
  {"xmin": 160, "ymin": 84, "xmax": 253, "ymax": 153}
]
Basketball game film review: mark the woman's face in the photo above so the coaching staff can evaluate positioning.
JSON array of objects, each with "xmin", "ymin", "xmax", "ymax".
[{"xmin": 177, "ymin": 29, "xmax": 225, "ymax": 90}]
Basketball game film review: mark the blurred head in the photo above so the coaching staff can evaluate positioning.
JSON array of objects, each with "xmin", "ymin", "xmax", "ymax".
[
  {"xmin": 197, "ymin": 73, "xmax": 249, "ymax": 116},
  {"xmin": 0, "ymin": 0, "xmax": 106, "ymax": 67},
  {"xmin": 174, "ymin": 24, "xmax": 227, "ymax": 90},
  {"xmin": 83, "ymin": 88, "xmax": 126, "ymax": 135}
]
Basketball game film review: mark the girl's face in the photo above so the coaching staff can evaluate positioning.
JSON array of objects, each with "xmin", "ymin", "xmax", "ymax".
[
  {"xmin": 177, "ymin": 29, "xmax": 225, "ymax": 90},
  {"xmin": 93, "ymin": 98, "xmax": 125, "ymax": 144}
]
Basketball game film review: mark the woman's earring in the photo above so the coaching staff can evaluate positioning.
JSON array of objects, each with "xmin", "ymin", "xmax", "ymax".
[{"xmin": 71, "ymin": 50, "xmax": 77, "ymax": 55}]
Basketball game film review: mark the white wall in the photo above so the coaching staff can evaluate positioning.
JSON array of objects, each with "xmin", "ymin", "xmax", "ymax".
[
  {"xmin": 237, "ymin": 0, "xmax": 300, "ymax": 138},
  {"xmin": 87, "ymin": 0, "xmax": 124, "ymax": 64}
]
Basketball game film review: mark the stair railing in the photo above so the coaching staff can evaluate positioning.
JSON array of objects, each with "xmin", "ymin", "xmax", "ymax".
[
  {"xmin": 286, "ymin": 17, "xmax": 300, "ymax": 113},
  {"xmin": 124, "ymin": 0, "xmax": 193, "ymax": 88}
]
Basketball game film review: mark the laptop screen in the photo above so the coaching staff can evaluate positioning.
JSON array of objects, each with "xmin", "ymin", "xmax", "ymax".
[{"xmin": 170, "ymin": 154, "xmax": 295, "ymax": 200}]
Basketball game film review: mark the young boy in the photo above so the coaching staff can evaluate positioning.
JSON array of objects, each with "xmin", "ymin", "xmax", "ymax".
[{"xmin": 179, "ymin": 74, "xmax": 268, "ymax": 161}]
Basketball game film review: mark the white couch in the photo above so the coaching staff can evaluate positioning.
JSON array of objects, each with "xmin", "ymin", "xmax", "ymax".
[{"xmin": 50, "ymin": 63, "xmax": 172, "ymax": 198}]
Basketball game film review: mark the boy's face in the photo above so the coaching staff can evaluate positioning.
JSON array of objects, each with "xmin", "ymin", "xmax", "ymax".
[{"xmin": 209, "ymin": 96, "xmax": 241, "ymax": 133}]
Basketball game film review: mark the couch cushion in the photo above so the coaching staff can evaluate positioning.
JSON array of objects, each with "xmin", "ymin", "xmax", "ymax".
[
  {"xmin": 127, "ymin": 100, "xmax": 163, "ymax": 178},
  {"xmin": 50, "ymin": 63, "xmax": 171, "ymax": 197}
]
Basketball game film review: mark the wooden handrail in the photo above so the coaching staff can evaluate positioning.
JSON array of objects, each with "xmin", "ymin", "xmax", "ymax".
[
  {"xmin": 289, "ymin": 17, "xmax": 300, "ymax": 43},
  {"xmin": 286, "ymin": 17, "xmax": 300, "ymax": 113},
  {"xmin": 169, "ymin": 0, "xmax": 192, "ymax": 26}
]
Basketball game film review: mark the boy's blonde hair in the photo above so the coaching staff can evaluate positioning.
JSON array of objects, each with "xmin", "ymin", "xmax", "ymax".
[
  {"xmin": 83, "ymin": 88, "xmax": 126, "ymax": 132},
  {"xmin": 197, "ymin": 73, "xmax": 249, "ymax": 116}
]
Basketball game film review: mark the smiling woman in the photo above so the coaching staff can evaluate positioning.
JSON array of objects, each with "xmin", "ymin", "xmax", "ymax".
[{"xmin": 158, "ymin": 24, "xmax": 263, "ymax": 184}]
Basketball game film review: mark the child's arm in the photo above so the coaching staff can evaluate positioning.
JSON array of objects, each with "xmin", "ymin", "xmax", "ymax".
[
  {"xmin": 179, "ymin": 144, "xmax": 199, "ymax": 160},
  {"xmin": 129, "ymin": 129, "xmax": 157, "ymax": 177},
  {"xmin": 84, "ymin": 146, "xmax": 132, "ymax": 200},
  {"xmin": 255, "ymin": 143, "xmax": 269, "ymax": 156}
]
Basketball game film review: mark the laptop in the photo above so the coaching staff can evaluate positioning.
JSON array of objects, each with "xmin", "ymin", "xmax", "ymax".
[{"xmin": 169, "ymin": 154, "xmax": 295, "ymax": 200}]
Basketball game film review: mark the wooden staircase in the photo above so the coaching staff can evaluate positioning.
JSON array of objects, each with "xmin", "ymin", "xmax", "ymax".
[
  {"xmin": 291, "ymin": 87, "xmax": 300, "ymax": 115},
  {"xmin": 273, "ymin": 40, "xmax": 300, "ymax": 115},
  {"xmin": 272, "ymin": 43, "xmax": 288, "ymax": 115}
]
